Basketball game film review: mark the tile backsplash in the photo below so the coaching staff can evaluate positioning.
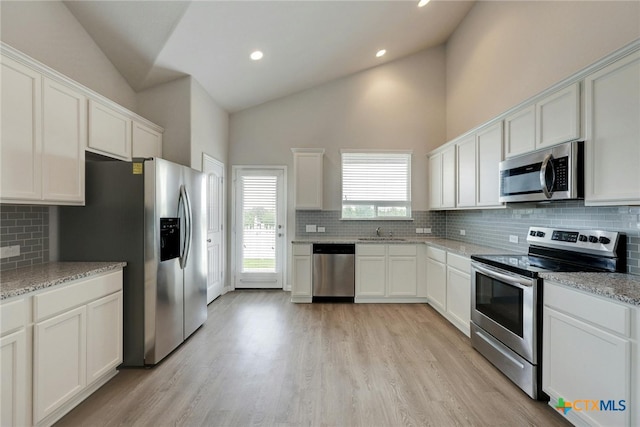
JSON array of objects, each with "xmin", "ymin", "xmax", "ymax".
[
  {"xmin": 295, "ymin": 210, "xmax": 446, "ymax": 238},
  {"xmin": 0, "ymin": 204, "xmax": 50, "ymax": 271},
  {"xmin": 296, "ymin": 202, "xmax": 640, "ymax": 275}
]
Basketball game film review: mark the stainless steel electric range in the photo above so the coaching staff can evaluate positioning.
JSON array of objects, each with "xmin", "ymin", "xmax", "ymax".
[{"xmin": 470, "ymin": 227, "xmax": 626, "ymax": 400}]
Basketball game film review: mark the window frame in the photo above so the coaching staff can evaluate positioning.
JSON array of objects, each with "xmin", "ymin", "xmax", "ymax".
[{"xmin": 340, "ymin": 149, "xmax": 413, "ymax": 221}]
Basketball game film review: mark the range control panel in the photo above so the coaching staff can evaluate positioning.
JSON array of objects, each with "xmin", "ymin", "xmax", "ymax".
[{"xmin": 526, "ymin": 226, "xmax": 620, "ymax": 255}]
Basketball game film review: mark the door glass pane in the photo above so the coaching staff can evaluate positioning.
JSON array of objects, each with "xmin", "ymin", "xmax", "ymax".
[
  {"xmin": 475, "ymin": 273, "xmax": 524, "ymax": 337},
  {"xmin": 241, "ymin": 175, "xmax": 277, "ymax": 272}
]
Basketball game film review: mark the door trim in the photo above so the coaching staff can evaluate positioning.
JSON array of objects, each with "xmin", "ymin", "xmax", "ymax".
[
  {"xmin": 202, "ymin": 154, "xmax": 226, "ymax": 301},
  {"xmin": 231, "ymin": 165, "xmax": 287, "ymax": 290}
]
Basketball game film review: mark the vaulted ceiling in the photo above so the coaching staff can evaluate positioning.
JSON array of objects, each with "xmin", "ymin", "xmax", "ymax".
[{"xmin": 64, "ymin": 1, "xmax": 475, "ymax": 112}]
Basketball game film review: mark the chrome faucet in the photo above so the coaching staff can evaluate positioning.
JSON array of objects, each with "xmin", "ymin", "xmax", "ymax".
[{"xmin": 376, "ymin": 227, "xmax": 382, "ymax": 237}]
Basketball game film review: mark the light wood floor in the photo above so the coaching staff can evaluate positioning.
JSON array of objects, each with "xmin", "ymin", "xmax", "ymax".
[{"xmin": 57, "ymin": 291, "xmax": 570, "ymax": 426}]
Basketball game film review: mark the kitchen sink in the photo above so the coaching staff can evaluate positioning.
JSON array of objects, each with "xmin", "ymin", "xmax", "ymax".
[{"xmin": 357, "ymin": 237, "xmax": 406, "ymax": 241}]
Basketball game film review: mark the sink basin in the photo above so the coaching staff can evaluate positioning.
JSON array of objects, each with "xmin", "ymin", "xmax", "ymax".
[{"xmin": 357, "ymin": 237, "xmax": 406, "ymax": 241}]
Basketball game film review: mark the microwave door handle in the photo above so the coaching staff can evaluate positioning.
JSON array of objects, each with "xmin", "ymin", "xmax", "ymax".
[
  {"xmin": 539, "ymin": 154, "xmax": 555, "ymax": 199},
  {"xmin": 471, "ymin": 262, "xmax": 534, "ymax": 289}
]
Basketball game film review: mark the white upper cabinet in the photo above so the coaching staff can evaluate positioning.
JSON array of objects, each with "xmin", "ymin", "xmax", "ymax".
[
  {"xmin": 455, "ymin": 134, "xmax": 477, "ymax": 208},
  {"xmin": 441, "ymin": 146, "xmax": 457, "ymax": 209},
  {"xmin": 88, "ymin": 100, "xmax": 132, "ymax": 161},
  {"xmin": 292, "ymin": 148, "xmax": 324, "ymax": 210},
  {"xmin": 536, "ymin": 83, "xmax": 580, "ymax": 149},
  {"xmin": 505, "ymin": 83, "xmax": 580, "ymax": 158},
  {"xmin": 427, "ymin": 151, "xmax": 443, "ymax": 210},
  {"xmin": 1, "ymin": 55, "xmax": 86, "ymax": 205},
  {"xmin": 504, "ymin": 104, "xmax": 535, "ymax": 158},
  {"xmin": 132, "ymin": 120, "xmax": 163, "ymax": 159},
  {"xmin": 584, "ymin": 50, "xmax": 640, "ymax": 206},
  {"xmin": 476, "ymin": 121, "xmax": 504, "ymax": 207},
  {"xmin": 42, "ymin": 78, "xmax": 86, "ymax": 203},
  {"xmin": 1, "ymin": 56, "xmax": 43, "ymax": 201}
]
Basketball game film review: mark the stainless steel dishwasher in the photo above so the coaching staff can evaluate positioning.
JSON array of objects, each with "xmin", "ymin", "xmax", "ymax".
[{"xmin": 312, "ymin": 243, "xmax": 355, "ymax": 302}]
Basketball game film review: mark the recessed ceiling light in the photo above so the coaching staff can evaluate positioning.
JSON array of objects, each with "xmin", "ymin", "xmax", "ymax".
[
  {"xmin": 376, "ymin": 49, "xmax": 386, "ymax": 58},
  {"xmin": 418, "ymin": 0, "xmax": 430, "ymax": 7},
  {"xmin": 250, "ymin": 50, "xmax": 263, "ymax": 61}
]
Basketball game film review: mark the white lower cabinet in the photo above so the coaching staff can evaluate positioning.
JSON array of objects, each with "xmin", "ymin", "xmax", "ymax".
[
  {"xmin": 355, "ymin": 244, "xmax": 425, "ymax": 303},
  {"xmin": 0, "ymin": 298, "xmax": 30, "ymax": 427},
  {"xmin": 543, "ymin": 281, "xmax": 637, "ymax": 427},
  {"xmin": 290, "ymin": 244, "xmax": 313, "ymax": 303},
  {"xmin": 34, "ymin": 306, "xmax": 87, "ymax": 422},
  {"xmin": 426, "ymin": 246, "xmax": 471, "ymax": 337},
  {"xmin": 0, "ymin": 269, "xmax": 124, "ymax": 427},
  {"xmin": 445, "ymin": 253, "xmax": 471, "ymax": 337}
]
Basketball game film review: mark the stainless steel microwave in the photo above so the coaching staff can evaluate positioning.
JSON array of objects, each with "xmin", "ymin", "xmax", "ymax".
[{"xmin": 499, "ymin": 141, "xmax": 583, "ymax": 203}]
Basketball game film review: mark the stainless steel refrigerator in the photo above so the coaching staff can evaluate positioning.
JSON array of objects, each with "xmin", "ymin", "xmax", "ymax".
[{"xmin": 58, "ymin": 157, "xmax": 207, "ymax": 366}]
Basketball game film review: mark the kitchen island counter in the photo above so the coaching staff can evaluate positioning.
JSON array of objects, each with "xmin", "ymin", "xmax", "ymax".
[{"xmin": 0, "ymin": 261, "xmax": 126, "ymax": 300}]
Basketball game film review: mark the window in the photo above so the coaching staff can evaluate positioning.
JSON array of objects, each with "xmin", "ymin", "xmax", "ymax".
[{"xmin": 341, "ymin": 150, "xmax": 412, "ymax": 220}]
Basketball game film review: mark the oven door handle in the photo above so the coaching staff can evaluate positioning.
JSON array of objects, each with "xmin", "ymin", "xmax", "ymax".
[{"xmin": 471, "ymin": 262, "xmax": 534, "ymax": 289}]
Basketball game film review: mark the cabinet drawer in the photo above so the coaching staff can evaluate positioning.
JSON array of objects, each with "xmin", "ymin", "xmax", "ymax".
[
  {"xmin": 0, "ymin": 298, "xmax": 28, "ymax": 336},
  {"xmin": 388, "ymin": 244, "xmax": 417, "ymax": 257},
  {"xmin": 357, "ymin": 244, "xmax": 386, "ymax": 256},
  {"xmin": 426, "ymin": 246, "xmax": 446, "ymax": 263},
  {"xmin": 447, "ymin": 253, "xmax": 471, "ymax": 273},
  {"xmin": 292, "ymin": 244, "xmax": 311, "ymax": 256},
  {"xmin": 545, "ymin": 282, "xmax": 630, "ymax": 337},
  {"xmin": 34, "ymin": 270, "xmax": 123, "ymax": 322}
]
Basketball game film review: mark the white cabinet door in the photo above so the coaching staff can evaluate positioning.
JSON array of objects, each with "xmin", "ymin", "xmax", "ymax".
[
  {"xmin": 132, "ymin": 121, "xmax": 162, "ymax": 158},
  {"xmin": 428, "ymin": 152, "xmax": 442, "ymax": 210},
  {"xmin": 584, "ymin": 51, "xmax": 640, "ymax": 206},
  {"xmin": 455, "ymin": 134, "xmax": 477, "ymax": 208},
  {"xmin": 292, "ymin": 149, "xmax": 324, "ymax": 210},
  {"xmin": 504, "ymin": 104, "xmax": 535, "ymax": 158},
  {"xmin": 356, "ymin": 255, "xmax": 386, "ymax": 297},
  {"xmin": 543, "ymin": 306, "xmax": 630, "ymax": 426},
  {"xmin": 536, "ymin": 83, "xmax": 580, "ymax": 149},
  {"xmin": 441, "ymin": 146, "xmax": 456, "ymax": 209},
  {"xmin": 476, "ymin": 121, "xmax": 504, "ymax": 207},
  {"xmin": 426, "ymin": 258, "xmax": 446, "ymax": 314},
  {"xmin": 388, "ymin": 256, "xmax": 417, "ymax": 296},
  {"xmin": 446, "ymin": 266, "xmax": 471, "ymax": 336},
  {"xmin": 86, "ymin": 292, "xmax": 122, "ymax": 385},
  {"xmin": 291, "ymin": 244, "xmax": 312, "ymax": 301},
  {"xmin": 88, "ymin": 100, "xmax": 132, "ymax": 161},
  {"xmin": 1, "ymin": 329, "xmax": 28, "ymax": 427},
  {"xmin": 0, "ymin": 56, "xmax": 42, "ymax": 201},
  {"xmin": 33, "ymin": 306, "xmax": 87, "ymax": 423},
  {"xmin": 42, "ymin": 78, "xmax": 86, "ymax": 204}
]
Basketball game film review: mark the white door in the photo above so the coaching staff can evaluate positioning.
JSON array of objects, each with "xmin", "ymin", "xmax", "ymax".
[
  {"xmin": 233, "ymin": 167, "xmax": 285, "ymax": 289},
  {"xmin": 203, "ymin": 155, "xmax": 225, "ymax": 303}
]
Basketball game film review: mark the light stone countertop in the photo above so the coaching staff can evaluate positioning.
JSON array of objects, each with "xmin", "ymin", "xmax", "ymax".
[
  {"xmin": 0, "ymin": 262, "xmax": 127, "ymax": 301},
  {"xmin": 292, "ymin": 236, "xmax": 640, "ymax": 306},
  {"xmin": 540, "ymin": 272, "xmax": 640, "ymax": 306},
  {"xmin": 291, "ymin": 236, "xmax": 505, "ymax": 257}
]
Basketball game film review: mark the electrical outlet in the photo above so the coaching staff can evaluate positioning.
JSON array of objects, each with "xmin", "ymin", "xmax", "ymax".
[
  {"xmin": 459, "ymin": 229, "xmax": 466, "ymax": 236},
  {"xmin": 509, "ymin": 235, "xmax": 519, "ymax": 243},
  {"xmin": 416, "ymin": 228, "xmax": 423, "ymax": 234},
  {"xmin": 0, "ymin": 245, "xmax": 20, "ymax": 259},
  {"xmin": 424, "ymin": 228, "xmax": 432, "ymax": 234},
  {"xmin": 317, "ymin": 227, "xmax": 325, "ymax": 233},
  {"xmin": 305, "ymin": 225, "xmax": 317, "ymax": 233}
]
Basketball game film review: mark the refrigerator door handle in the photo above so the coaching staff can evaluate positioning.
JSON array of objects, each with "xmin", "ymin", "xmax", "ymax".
[{"xmin": 181, "ymin": 184, "xmax": 193, "ymax": 269}]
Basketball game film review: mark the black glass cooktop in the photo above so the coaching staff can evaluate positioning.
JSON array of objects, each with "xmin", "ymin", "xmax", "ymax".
[{"xmin": 469, "ymin": 253, "xmax": 609, "ymax": 278}]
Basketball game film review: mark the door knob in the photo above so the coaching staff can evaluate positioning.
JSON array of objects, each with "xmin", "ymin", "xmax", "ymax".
[{"xmin": 207, "ymin": 239, "xmax": 212, "ymax": 243}]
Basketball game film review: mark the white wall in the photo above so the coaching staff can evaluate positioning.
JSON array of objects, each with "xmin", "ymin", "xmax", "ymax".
[
  {"xmin": 191, "ymin": 78, "xmax": 229, "ymax": 170},
  {"xmin": 446, "ymin": 0, "xmax": 640, "ymax": 140},
  {"xmin": 137, "ymin": 77, "xmax": 192, "ymax": 167},
  {"xmin": 230, "ymin": 46, "xmax": 446, "ymax": 213},
  {"xmin": 0, "ymin": 0, "xmax": 137, "ymax": 111}
]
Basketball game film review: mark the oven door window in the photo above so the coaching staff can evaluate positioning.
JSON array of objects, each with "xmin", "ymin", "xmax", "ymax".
[{"xmin": 475, "ymin": 273, "xmax": 524, "ymax": 337}]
